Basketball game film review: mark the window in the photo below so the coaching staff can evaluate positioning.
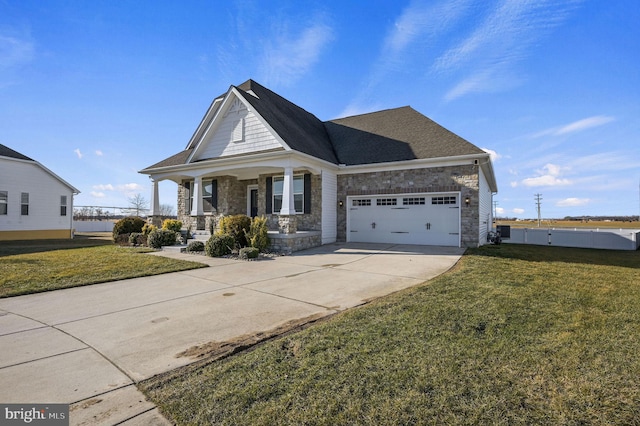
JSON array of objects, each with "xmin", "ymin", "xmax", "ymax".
[
  {"xmin": 21, "ymin": 192, "xmax": 29, "ymax": 215},
  {"xmin": 403, "ymin": 197, "xmax": 425, "ymax": 205},
  {"xmin": 376, "ymin": 198, "xmax": 397, "ymax": 206},
  {"xmin": 432, "ymin": 196, "xmax": 457, "ymax": 205},
  {"xmin": 352, "ymin": 199, "xmax": 371, "ymax": 206},
  {"xmin": 60, "ymin": 195, "xmax": 67, "ymax": 216},
  {"xmin": 273, "ymin": 176, "xmax": 304, "ymax": 213},
  {"xmin": 202, "ymin": 179, "xmax": 216, "ymax": 212},
  {"xmin": 184, "ymin": 181, "xmax": 193, "ymax": 213},
  {"xmin": 0, "ymin": 191, "xmax": 7, "ymax": 215}
]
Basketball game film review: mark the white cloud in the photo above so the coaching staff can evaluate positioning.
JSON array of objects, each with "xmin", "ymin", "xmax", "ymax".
[
  {"xmin": 92, "ymin": 183, "xmax": 143, "ymax": 193},
  {"xmin": 74, "ymin": 148, "xmax": 83, "ymax": 159},
  {"xmin": 93, "ymin": 184, "xmax": 114, "ymax": 191},
  {"xmin": 260, "ymin": 16, "xmax": 334, "ymax": 86},
  {"xmin": 0, "ymin": 32, "xmax": 34, "ymax": 89},
  {"xmin": 521, "ymin": 163, "xmax": 572, "ymax": 187},
  {"xmin": 118, "ymin": 183, "xmax": 144, "ymax": 191},
  {"xmin": 556, "ymin": 116, "xmax": 615, "ymax": 135},
  {"xmin": 495, "ymin": 207, "xmax": 505, "ymax": 215},
  {"xmin": 90, "ymin": 191, "xmax": 106, "ymax": 198},
  {"xmin": 531, "ymin": 115, "xmax": 615, "ymax": 138},
  {"xmin": 0, "ymin": 35, "xmax": 34, "ymax": 69},
  {"xmin": 513, "ymin": 208, "xmax": 525, "ymax": 215},
  {"xmin": 384, "ymin": 0, "xmax": 472, "ymax": 56},
  {"xmin": 344, "ymin": 0, "xmax": 472, "ymax": 113},
  {"xmin": 557, "ymin": 198, "xmax": 590, "ymax": 207},
  {"xmin": 95, "ymin": 150, "xmax": 103, "ymax": 156},
  {"xmin": 481, "ymin": 147, "xmax": 501, "ymax": 162},
  {"xmin": 568, "ymin": 151, "xmax": 634, "ymax": 172},
  {"xmin": 435, "ymin": 0, "xmax": 582, "ymax": 100}
]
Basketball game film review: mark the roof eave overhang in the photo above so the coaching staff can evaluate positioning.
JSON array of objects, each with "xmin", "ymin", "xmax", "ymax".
[
  {"xmin": 337, "ymin": 153, "xmax": 485, "ymax": 172},
  {"xmin": 140, "ymin": 149, "xmax": 338, "ymax": 181}
]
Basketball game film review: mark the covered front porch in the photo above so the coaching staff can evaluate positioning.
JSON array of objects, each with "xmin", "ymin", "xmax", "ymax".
[{"xmin": 144, "ymin": 154, "xmax": 332, "ymax": 252}]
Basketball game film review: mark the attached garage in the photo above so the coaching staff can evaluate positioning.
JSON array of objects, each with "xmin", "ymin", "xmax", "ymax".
[{"xmin": 347, "ymin": 192, "xmax": 461, "ymax": 246}]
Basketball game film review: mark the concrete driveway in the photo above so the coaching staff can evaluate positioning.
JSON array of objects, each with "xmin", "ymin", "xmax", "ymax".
[{"xmin": 0, "ymin": 243, "xmax": 464, "ymax": 425}]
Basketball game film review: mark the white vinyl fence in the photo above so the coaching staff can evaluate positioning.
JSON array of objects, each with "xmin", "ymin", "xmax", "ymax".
[
  {"xmin": 504, "ymin": 228, "xmax": 640, "ymax": 251},
  {"xmin": 74, "ymin": 220, "xmax": 115, "ymax": 232}
]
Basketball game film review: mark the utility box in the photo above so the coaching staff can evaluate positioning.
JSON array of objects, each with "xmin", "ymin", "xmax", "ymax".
[{"xmin": 497, "ymin": 225, "xmax": 511, "ymax": 239}]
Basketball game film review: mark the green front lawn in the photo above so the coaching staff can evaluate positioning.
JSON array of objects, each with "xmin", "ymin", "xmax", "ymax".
[
  {"xmin": 0, "ymin": 237, "xmax": 206, "ymax": 298},
  {"xmin": 140, "ymin": 245, "xmax": 640, "ymax": 425}
]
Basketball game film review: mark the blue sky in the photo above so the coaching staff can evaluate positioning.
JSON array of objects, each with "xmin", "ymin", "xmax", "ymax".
[{"xmin": 1, "ymin": 0, "xmax": 638, "ymax": 218}]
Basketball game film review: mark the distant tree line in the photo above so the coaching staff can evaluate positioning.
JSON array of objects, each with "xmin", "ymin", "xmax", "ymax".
[{"xmin": 562, "ymin": 215, "xmax": 639, "ymax": 222}]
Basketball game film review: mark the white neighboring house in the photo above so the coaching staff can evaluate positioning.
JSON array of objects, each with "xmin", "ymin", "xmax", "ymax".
[{"xmin": 0, "ymin": 144, "xmax": 80, "ymax": 240}]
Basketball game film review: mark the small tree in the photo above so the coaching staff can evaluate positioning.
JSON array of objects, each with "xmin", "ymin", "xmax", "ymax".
[
  {"xmin": 126, "ymin": 193, "xmax": 148, "ymax": 217},
  {"xmin": 159, "ymin": 204, "xmax": 175, "ymax": 217},
  {"xmin": 247, "ymin": 216, "xmax": 270, "ymax": 252}
]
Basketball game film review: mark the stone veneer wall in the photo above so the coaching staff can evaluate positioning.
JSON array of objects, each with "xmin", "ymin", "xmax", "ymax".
[
  {"xmin": 268, "ymin": 231, "xmax": 322, "ymax": 254},
  {"xmin": 177, "ymin": 174, "xmax": 322, "ymax": 235},
  {"xmin": 258, "ymin": 172, "xmax": 322, "ymax": 232},
  {"xmin": 177, "ymin": 177, "xmax": 256, "ymax": 232},
  {"xmin": 336, "ymin": 165, "xmax": 480, "ymax": 247}
]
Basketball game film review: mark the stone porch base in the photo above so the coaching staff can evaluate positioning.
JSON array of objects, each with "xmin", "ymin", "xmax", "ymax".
[{"xmin": 268, "ymin": 231, "xmax": 321, "ymax": 254}]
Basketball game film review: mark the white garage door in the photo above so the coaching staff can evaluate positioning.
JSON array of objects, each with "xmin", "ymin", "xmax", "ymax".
[{"xmin": 348, "ymin": 193, "xmax": 460, "ymax": 246}]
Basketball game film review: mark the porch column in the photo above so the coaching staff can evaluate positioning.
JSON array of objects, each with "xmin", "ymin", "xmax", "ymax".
[
  {"xmin": 190, "ymin": 176, "xmax": 204, "ymax": 216},
  {"xmin": 150, "ymin": 179, "xmax": 160, "ymax": 216},
  {"xmin": 279, "ymin": 166, "xmax": 296, "ymax": 215},
  {"xmin": 278, "ymin": 166, "xmax": 297, "ymax": 234},
  {"xmin": 149, "ymin": 178, "xmax": 162, "ymax": 227},
  {"xmin": 190, "ymin": 176, "xmax": 205, "ymax": 230}
]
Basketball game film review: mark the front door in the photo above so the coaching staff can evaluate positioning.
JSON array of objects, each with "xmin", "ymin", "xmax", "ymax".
[{"xmin": 248, "ymin": 187, "xmax": 258, "ymax": 218}]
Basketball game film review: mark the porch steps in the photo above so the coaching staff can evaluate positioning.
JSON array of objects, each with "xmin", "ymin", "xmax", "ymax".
[{"xmin": 189, "ymin": 230, "xmax": 211, "ymax": 241}]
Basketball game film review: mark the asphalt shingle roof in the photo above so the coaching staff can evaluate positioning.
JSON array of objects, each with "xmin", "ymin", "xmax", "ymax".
[
  {"xmin": 236, "ymin": 80, "xmax": 338, "ymax": 164},
  {"xmin": 326, "ymin": 106, "xmax": 485, "ymax": 165},
  {"xmin": 0, "ymin": 144, "xmax": 34, "ymax": 162},
  {"xmin": 142, "ymin": 80, "xmax": 485, "ymax": 171}
]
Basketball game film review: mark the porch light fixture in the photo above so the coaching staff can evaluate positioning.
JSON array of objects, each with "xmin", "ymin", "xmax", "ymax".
[
  {"xmin": 465, "ymin": 197, "xmax": 470, "ymax": 206},
  {"xmin": 339, "ymin": 200, "xmax": 344, "ymax": 207}
]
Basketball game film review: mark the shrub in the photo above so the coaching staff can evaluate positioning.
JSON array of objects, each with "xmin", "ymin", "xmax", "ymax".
[
  {"xmin": 162, "ymin": 219, "xmax": 182, "ymax": 233},
  {"xmin": 186, "ymin": 240, "xmax": 205, "ymax": 253},
  {"xmin": 115, "ymin": 233, "xmax": 131, "ymax": 246},
  {"xmin": 142, "ymin": 223, "xmax": 157, "ymax": 236},
  {"xmin": 205, "ymin": 234, "xmax": 235, "ymax": 257},
  {"xmin": 239, "ymin": 247, "xmax": 259, "ymax": 259},
  {"xmin": 128, "ymin": 232, "xmax": 146, "ymax": 246},
  {"xmin": 218, "ymin": 215, "xmax": 251, "ymax": 248},
  {"xmin": 113, "ymin": 217, "xmax": 145, "ymax": 242},
  {"xmin": 147, "ymin": 229, "xmax": 178, "ymax": 249},
  {"xmin": 246, "ymin": 215, "xmax": 270, "ymax": 252}
]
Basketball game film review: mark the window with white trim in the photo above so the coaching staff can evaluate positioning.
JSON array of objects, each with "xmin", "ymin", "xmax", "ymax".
[
  {"xmin": 202, "ymin": 179, "xmax": 215, "ymax": 212},
  {"xmin": 352, "ymin": 199, "xmax": 371, "ymax": 206},
  {"xmin": 0, "ymin": 191, "xmax": 7, "ymax": 215},
  {"xmin": 273, "ymin": 176, "xmax": 304, "ymax": 213},
  {"xmin": 60, "ymin": 195, "xmax": 67, "ymax": 216},
  {"xmin": 21, "ymin": 192, "xmax": 29, "ymax": 215}
]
